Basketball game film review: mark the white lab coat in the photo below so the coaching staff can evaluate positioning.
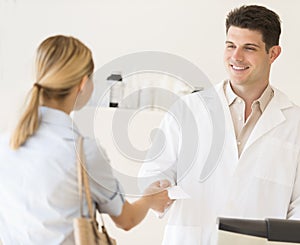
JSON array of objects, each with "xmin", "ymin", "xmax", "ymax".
[{"xmin": 139, "ymin": 82, "xmax": 300, "ymax": 245}]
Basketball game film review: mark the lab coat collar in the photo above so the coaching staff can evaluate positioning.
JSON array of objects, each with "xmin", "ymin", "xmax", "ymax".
[
  {"xmin": 216, "ymin": 82, "xmax": 293, "ymax": 158},
  {"xmin": 242, "ymin": 88, "xmax": 292, "ymax": 154}
]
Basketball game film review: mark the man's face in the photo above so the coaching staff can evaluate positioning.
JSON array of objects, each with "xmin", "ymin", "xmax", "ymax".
[{"xmin": 224, "ymin": 26, "xmax": 274, "ymax": 89}]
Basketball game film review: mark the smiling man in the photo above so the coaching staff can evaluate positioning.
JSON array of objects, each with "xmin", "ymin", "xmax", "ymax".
[
  {"xmin": 223, "ymin": 6, "xmax": 283, "ymax": 156},
  {"xmin": 139, "ymin": 5, "xmax": 300, "ymax": 245}
]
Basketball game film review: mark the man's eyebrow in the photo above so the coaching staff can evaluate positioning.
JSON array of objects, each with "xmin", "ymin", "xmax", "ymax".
[
  {"xmin": 244, "ymin": 43, "xmax": 261, "ymax": 48},
  {"xmin": 225, "ymin": 41, "xmax": 261, "ymax": 48}
]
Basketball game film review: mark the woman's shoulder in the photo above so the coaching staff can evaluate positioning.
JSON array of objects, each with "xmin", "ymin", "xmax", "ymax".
[
  {"xmin": 0, "ymin": 132, "xmax": 12, "ymax": 152},
  {"xmin": 82, "ymin": 136, "xmax": 111, "ymax": 166}
]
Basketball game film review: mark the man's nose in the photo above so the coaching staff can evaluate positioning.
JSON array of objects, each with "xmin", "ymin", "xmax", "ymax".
[{"xmin": 232, "ymin": 48, "xmax": 244, "ymax": 62}]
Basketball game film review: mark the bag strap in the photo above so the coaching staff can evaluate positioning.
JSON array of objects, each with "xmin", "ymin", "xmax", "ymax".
[
  {"xmin": 76, "ymin": 136, "xmax": 94, "ymax": 219},
  {"xmin": 76, "ymin": 137, "xmax": 84, "ymax": 216},
  {"xmin": 76, "ymin": 136, "xmax": 113, "ymax": 244}
]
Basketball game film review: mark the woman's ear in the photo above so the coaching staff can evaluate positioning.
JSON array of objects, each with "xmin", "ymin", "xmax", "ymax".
[{"xmin": 78, "ymin": 75, "xmax": 89, "ymax": 92}]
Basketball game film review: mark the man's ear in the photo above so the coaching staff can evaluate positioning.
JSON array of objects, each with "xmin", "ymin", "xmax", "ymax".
[
  {"xmin": 78, "ymin": 75, "xmax": 89, "ymax": 92},
  {"xmin": 269, "ymin": 45, "xmax": 281, "ymax": 64}
]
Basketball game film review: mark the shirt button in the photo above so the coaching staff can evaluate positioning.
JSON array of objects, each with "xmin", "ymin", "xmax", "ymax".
[
  {"xmin": 237, "ymin": 99, "xmax": 242, "ymax": 104},
  {"xmin": 238, "ymin": 116, "xmax": 242, "ymax": 121}
]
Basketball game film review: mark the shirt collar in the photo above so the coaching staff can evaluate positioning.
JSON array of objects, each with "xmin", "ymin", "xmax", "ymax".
[
  {"xmin": 39, "ymin": 106, "xmax": 80, "ymax": 136},
  {"xmin": 224, "ymin": 80, "xmax": 237, "ymax": 106},
  {"xmin": 256, "ymin": 84, "xmax": 274, "ymax": 112},
  {"xmin": 224, "ymin": 80, "xmax": 274, "ymax": 112}
]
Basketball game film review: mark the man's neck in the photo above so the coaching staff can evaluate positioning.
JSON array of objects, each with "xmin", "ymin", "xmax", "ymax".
[{"xmin": 230, "ymin": 82, "xmax": 269, "ymax": 105}]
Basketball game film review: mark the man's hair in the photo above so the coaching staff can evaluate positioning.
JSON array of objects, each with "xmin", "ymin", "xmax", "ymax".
[{"xmin": 226, "ymin": 5, "xmax": 281, "ymax": 51}]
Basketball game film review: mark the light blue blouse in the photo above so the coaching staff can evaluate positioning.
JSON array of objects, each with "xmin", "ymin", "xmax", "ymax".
[{"xmin": 0, "ymin": 106, "xmax": 125, "ymax": 244}]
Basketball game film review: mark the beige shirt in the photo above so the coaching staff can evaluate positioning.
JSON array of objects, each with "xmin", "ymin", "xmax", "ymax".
[{"xmin": 224, "ymin": 81, "xmax": 274, "ymax": 157}]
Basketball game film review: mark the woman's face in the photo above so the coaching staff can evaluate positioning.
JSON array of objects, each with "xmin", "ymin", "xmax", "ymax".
[{"xmin": 74, "ymin": 75, "xmax": 94, "ymax": 110}]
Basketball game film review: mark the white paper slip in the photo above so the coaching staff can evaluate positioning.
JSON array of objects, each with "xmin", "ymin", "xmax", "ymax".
[{"xmin": 167, "ymin": 186, "xmax": 191, "ymax": 199}]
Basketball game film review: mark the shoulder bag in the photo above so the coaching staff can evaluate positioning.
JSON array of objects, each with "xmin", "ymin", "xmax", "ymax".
[{"xmin": 73, "ymin": 136, "xmax": 116, "ymax": 245}]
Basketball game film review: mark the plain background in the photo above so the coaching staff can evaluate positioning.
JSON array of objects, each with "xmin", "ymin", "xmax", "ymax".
[
  {"xmin": 1, "ymin": 0, "xmax": 300, "ymax": 244},
  {"xmin": 1, "ymin": 0, "xmax": 300, "ymax": 133}
]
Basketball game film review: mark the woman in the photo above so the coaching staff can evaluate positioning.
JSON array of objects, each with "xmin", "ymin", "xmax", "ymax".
[{"xmin": 0, "ymin": 35, "xmax": 171, "ymax": 244}]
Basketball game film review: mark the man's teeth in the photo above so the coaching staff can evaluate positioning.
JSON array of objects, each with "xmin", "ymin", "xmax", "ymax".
[{"xmin": 232, "ymin": 65, "xmax": 248, "ymax": 70}]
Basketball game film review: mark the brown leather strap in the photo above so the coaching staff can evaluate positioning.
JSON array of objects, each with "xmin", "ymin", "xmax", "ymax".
[
  {"xmin": 76, "ymin": 137, "xmax": 84, "ymax": 216},
  {"xmin": 77, "ymin": 136, "xmax": 94, "ymax": 218},
  {"xmin": 76, "ymin": 136, "xmax": 108, "ymax": 230}
]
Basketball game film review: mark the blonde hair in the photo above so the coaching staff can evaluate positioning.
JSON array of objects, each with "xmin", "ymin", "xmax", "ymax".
[{"xmin": 10, "ymin": 35, "xmax": 94, "ymax": 149}]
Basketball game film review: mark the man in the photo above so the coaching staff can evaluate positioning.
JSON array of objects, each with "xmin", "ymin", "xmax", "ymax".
[{"xmin": 139, "ymin": 5, "xmax": 300, "ymax": 245}]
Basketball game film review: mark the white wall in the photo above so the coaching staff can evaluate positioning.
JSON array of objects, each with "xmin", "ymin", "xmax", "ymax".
[
  {"xmin": 1, "ymin": 0, "xmax": 300, "ymax": 133},
  {"xmin": 1, "ymin": 1, "xmax": 300, "ymax": 244}
]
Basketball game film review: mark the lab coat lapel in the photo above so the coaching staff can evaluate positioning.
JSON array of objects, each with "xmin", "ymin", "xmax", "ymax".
[
  {"xmin": 216, "ymin": 82, "xmax": 240, "ymax": 162},
  {"xmin": 241, "ymin": 88, "xmax": 292, "ymax": 154}
]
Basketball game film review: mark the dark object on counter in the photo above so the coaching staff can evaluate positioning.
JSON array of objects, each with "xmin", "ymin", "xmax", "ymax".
[{"xmin": 218, "ymin": 217, "xmax": 300, "ymax": 243}]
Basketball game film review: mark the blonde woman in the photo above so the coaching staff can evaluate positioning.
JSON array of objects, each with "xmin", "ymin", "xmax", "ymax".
[{"xmin": 0, "ymin": 35, "xmax": 171, "ymax": 244}]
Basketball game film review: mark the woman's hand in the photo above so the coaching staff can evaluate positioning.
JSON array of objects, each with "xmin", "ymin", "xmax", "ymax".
[{"xmin": 110, "ymin": 179, "xmax": 173, "ymax": 230}]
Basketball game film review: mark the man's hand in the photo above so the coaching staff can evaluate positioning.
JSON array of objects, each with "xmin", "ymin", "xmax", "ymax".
[{"xmin": 143, "ymin": 179, "xmax": 174, "ymax": 213}]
